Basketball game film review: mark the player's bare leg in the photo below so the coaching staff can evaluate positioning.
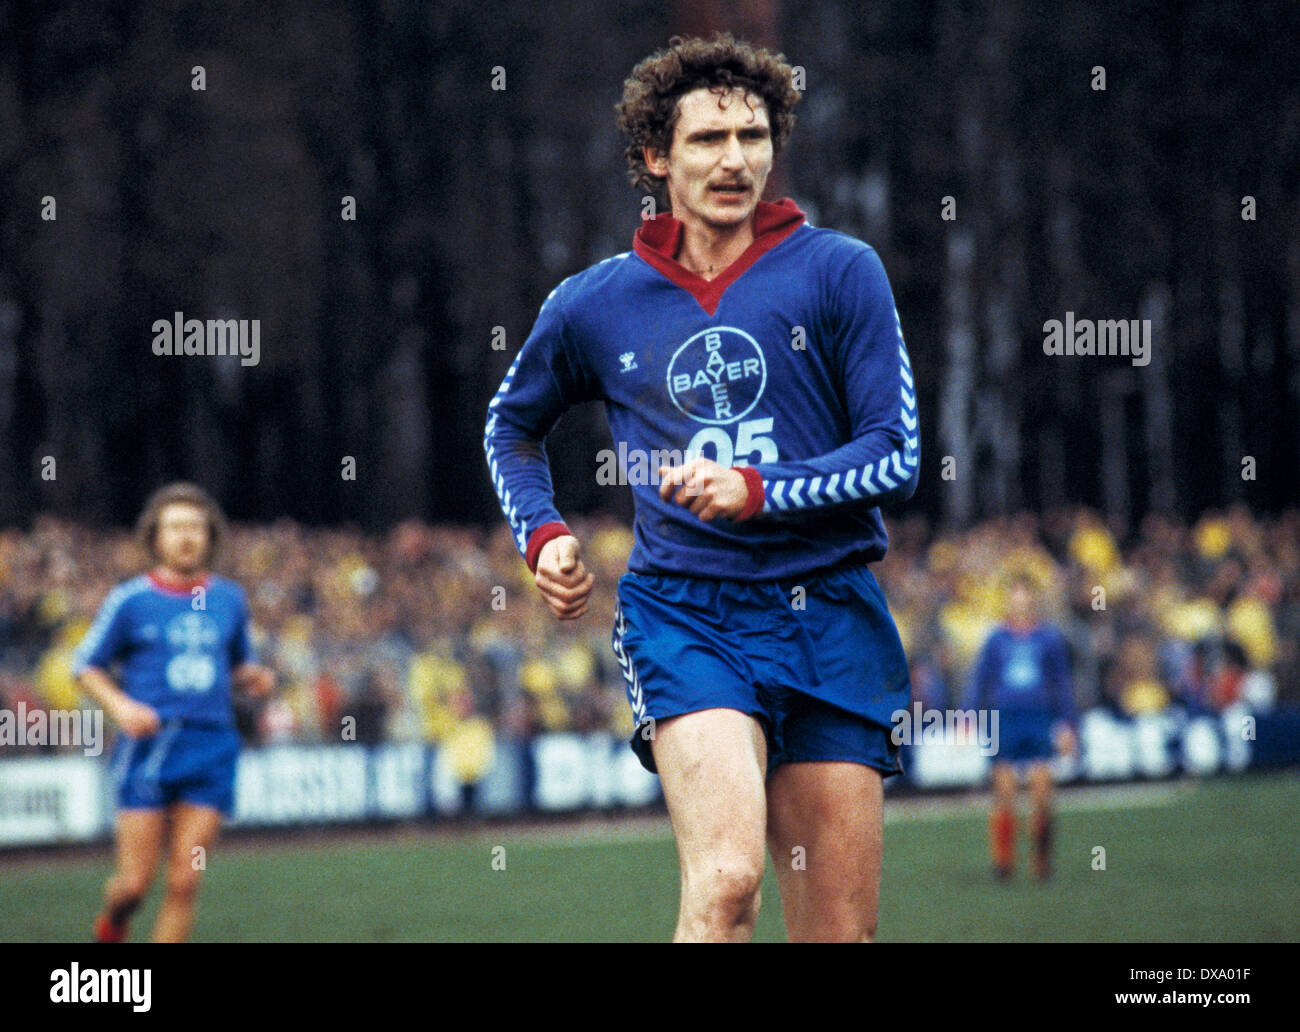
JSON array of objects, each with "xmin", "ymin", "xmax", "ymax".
[
  {"xmin": 96, "ymin": 808, "xmax": 166, "ymax": 941},
  {"xmin": 1027, "ymin": 761, "xmax": 1054, "ymax": 881},
  {"xmin": 990, "ymin": 761, "xmax": 1018, "ymax": 879},
  {"xmin": 652, "ymin": 708, "xmax": 768, "ymax": 942},
  {"xmin": 152, "ymin": 801, "xmax": 223, "ymax": 942},
  {"xmin": 766, "ymin": 761, "xmax": 883, "ymax": 942}
]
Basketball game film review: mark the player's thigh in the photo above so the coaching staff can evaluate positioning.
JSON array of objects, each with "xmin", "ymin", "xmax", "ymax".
[
  {"xmin": 113, "ymin": 809, "xmax": 167, "ymax": 885},
  {"xmin": 651, "ymin": 707, "xmax": 768, "ymax": 880},
  {"xmin": 1026, "ymin": 760, "xmax": 1054, "ymax": 799},
  {"xmin": 766, "ymin": 762, "xmax": 883, "ymax": 937},
  {"xmin": 164, "ymin": 801, "xmax": 224, "ymax": 886},
  {"xmin": 991, "ymin": 761, "xmax": 1019, "ymax": 800},
  {"xmin": 766, "ymin": 761, "xmax": 883, "ymax": 892}
]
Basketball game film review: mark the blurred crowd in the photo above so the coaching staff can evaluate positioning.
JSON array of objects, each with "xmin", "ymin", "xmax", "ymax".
[
  {"xmin": 1, "ymin": 505, "xmax": 1296, "ymax": 771},
  {"xmin": 880, "ymin": 505, "xmax": 1296, "ymax": 719}
]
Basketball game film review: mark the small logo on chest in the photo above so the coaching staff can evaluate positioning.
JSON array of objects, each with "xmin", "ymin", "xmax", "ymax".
[{"xmin": 619, "ymin": 351, "xmax": 638, "ymax": 372}]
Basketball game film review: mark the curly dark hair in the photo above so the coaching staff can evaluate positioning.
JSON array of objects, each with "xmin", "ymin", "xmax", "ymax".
[
  {"xmin": 136, "ymin": 481, "xmax": 227, "ymax": 566},
  {"xmin": 615, "ymin": 32, "xmax": 801, "ymax": 204}
]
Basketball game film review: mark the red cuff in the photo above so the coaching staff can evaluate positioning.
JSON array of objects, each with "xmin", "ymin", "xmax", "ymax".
[
  {"xmin": 732, "ymin": 466, "xmax": 765, "ymax": 521},
  {"xmin": 525, "ymin": 521, "xmax": 573, "ymax": 573}
]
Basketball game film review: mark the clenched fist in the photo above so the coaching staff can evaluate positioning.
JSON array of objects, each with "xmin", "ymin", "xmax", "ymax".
[
  {"xmin": 113, "ymin": 697, "xmax": 162, "ymax": 738},
  {"xmin": 235, "ymin": 662, "xmax": 276, "ymax": 698},
  {"xmin": 658, "ymin": 457, "xmax": 749, "ymax": 521},
  {"xmin": 535, "ymin": 534, "xmax": 594, "ymax": 621}
]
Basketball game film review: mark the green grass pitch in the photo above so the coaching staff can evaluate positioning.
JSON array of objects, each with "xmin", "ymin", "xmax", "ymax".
[{"xmin": 3, "ymin": 773, "xmax": 1296, "ymax": 942}]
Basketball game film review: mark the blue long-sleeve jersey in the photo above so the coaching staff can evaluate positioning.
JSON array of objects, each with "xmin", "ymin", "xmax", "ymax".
[
  {"xmin": 484, "ymin": 199, "xmax": 921, "ymax": 580},
  {"xmin": 72, "ymin": 573, "xmax": 254, "ymax": 727},
  {"xmin": 965, "ymin": 623, "xmax": 1076, "ymax": 722}
]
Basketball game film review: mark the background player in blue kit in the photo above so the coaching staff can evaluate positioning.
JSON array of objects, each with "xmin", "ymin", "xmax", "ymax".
[
  {"xmin": 485, "ymin": 34, "xmax": 920, "ymax": 941},
  {"xmin": 967, "ymin": 573, "xmax": 1077, "ymax": 881},
  {"xmin": 74, "ymin": 483, "xmax": 274, "ymax": 942}
]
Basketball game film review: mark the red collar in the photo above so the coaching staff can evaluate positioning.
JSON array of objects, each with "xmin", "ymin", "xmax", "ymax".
[
  {"xmin": 633, "ymin": 198, "xmax": 806, "ymax": 316},
  {"xmin": 149, "ymin": 569, "xmax": 211, "ymax": 594}
]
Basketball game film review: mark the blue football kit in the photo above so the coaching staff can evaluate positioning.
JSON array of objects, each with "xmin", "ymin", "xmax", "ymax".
[
  {"xmin": 486, "ymin": 199, "xmax": 920, "ymax": 773},
  {"xmin": 966, "ymin": 623, "xmax": 1076, "ymax": 763},
  {"xmin": 73, "ymin": 572, "xmax": 253, "ymax": 813}
]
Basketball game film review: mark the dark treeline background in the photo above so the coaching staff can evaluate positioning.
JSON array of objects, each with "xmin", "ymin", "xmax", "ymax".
[{"xmin": 1, "ymin": 0, "xmax": 1297, "ymax": 532}]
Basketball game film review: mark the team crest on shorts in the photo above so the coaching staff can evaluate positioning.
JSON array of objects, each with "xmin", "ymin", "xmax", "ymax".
[{"xmin": 665, "ymin": 327, "xmax": 767, "ymax": 425}]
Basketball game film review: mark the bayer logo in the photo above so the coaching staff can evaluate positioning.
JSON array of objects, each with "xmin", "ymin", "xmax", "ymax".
[
  {"xmin": 665, "ymin": 326, "xmax": 767, "ymax": 425},
  {"xmin": 166, "ymin": 612, "xmax": 219, "ymax": 651}
]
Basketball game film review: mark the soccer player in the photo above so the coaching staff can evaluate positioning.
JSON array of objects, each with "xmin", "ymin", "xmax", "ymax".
[
  {"xmin": 74, "ymin": 483, "xmax": 273, "ymax": 942},
  {"xmin": 966, "ymin": 573, "xmax": 1076, "ymax": 881},
  {"xmin": 484, "ymin": 33, "xmax": 919, "ymax": 941}
]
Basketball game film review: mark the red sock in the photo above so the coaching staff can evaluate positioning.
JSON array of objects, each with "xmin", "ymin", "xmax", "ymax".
[
  {"xmin": 990, "ymin": 807, "xmax": 1016, "ymax": 873},
  {"xmin": 94, "ymin": 913, "xmax": 127, "ymax": 943},
  {"xmin": 1032, "ymin": 810, "xmax": 1053, "ymax": 878}
]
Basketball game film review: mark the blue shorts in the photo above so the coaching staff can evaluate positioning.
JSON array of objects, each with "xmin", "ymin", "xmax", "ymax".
[
  {"xmin": 612, "ymin": 563, "xmax": 910, "ymax": 777},
  {"xmin": 992, "ymin": 710, "xmax": 1057, "ymax": 764},
  {"xmin": 109, "ymin": 721, "xmax": 241, "ymax": 815}
]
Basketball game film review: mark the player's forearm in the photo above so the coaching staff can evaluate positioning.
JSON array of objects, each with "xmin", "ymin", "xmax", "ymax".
[
  {"xmin": 484, "ymin": 415, "xmax": 570, "ymax": 564},
  {"xmin": 747, "ymin": 426, "xmax": 921, "ymax": 518},
  {"xmin": 78, "ymin": 666, "xmax": 131, "ymax": 717},
  {"xmin": 484, "ymin": 286, "xmax": 587, "ymax": 562}
]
